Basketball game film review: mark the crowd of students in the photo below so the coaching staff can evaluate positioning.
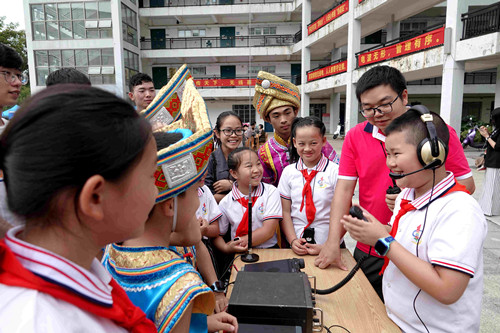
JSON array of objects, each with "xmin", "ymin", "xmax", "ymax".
[{"xmin": 0, "ymin": 41, "xmax": 493, "ymax": 332}]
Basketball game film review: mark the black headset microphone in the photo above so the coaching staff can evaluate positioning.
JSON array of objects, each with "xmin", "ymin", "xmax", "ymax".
[{"xmin": 389, "ymin": 159, "xmax": 442, "ymax": 180}]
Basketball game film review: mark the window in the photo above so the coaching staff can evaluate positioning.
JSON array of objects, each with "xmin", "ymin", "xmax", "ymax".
[
  {"xmin": 310, "ymin": 104, "xmax": 326, "ymax": 120},
  {"xmin": 122, "ymin": 4, "xmax": 138, "ymax": 46},
  {"xmin": 35, "ymin": 48, "xmax": 114, "ymax": 86},
  {"xmin": 179, "ymin": 29, "xmax": 206, "ymax": 38},
  {"xmin": 124, "ymin": 49, "xmax": 140, "ymax": 84},
  {"xmin": 233, "ymin": 104, "xmax": 256, "ymax": 123},
  {"xmin": 31, "ymin": 2, "xmax": 112, "ymax": 41},
  {"xmin": 250, "ymin": 27, "xmax": 277, "ymax": 35},
  {"xmin": 249, "ymin": 65, "xmax": 276, "ymax": 75},
  {"xmin": 189, "ymin": 66, "xmax": 206, "ymax": 76}
]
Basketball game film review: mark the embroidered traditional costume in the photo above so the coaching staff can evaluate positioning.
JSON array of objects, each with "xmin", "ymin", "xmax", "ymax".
[{"xmin": 103, "ymin": 65, "xmax": 216, "ymax": 333}]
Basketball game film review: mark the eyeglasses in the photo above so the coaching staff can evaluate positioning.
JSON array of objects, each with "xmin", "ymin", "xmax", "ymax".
[
  {"xmin": 221, "ymin": 128, "xmax": 244, "ymax": 136},
  {"xmin": 359, "ymin": 95, "xmax": 399, "ymax": 118},
  {"xmin": 0, "ymin": 70, "xmax": 29, "ymax": 86}
]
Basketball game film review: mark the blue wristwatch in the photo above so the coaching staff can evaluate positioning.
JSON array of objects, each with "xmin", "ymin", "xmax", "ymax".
[{"xmin": 375, "ymin": 236, "xmax": 395, "ymax": 256}]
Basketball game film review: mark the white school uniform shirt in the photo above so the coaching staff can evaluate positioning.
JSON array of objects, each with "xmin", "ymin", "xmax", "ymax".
[
  {"xmin": 219, "ymin": 182, "xmax": 282, "ymax": 249},
  {"xmin": 384, "ymin": 172, "xmax": 487, "ymax": 333},
  {"xmin": 278, "ymin": 154, "xmax": 338, "ymax": 245},
  {"xmin": 0, "ymin": 227, "xmax": 126, "ymax": 333},
  {"xmin": 196, "ymin": 185, "xmax": 223, "ymax": 224}
]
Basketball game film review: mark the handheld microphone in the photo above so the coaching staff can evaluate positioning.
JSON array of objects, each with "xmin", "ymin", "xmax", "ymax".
[{"xmin": 389, "ymin": 159, "xmax": 441, "ymax": 180}]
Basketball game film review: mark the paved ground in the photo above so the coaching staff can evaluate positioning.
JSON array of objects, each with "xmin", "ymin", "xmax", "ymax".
[{"xmin": 327, "ymin": 137, "xmax": 500, "ymax": 332}]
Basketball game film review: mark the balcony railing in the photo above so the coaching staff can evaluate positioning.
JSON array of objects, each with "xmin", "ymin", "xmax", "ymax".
[
  {"xmin": 294, "ymin": 29, "xmax": 302, "ymax": 43},
  {"xmin": 141, "ymin": 35, "xmax": 294, "ymax": 50},
  {"xmin": 462, "ymin": 2, "xmax": 500, "ymax": 40},
  {"xmin": 140, "ymin": 0, "xmax": 293, "ymax": 8}
]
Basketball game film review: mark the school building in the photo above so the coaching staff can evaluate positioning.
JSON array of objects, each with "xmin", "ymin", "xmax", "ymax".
[{"xmin": 23, "ymin": 0, "xmax": 500, "ymax": 133}]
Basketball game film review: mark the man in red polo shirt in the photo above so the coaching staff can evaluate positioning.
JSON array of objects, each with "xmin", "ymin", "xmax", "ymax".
[{"xmin": 315, "ymin": 65, "xmax": 474, "ymax": 300}]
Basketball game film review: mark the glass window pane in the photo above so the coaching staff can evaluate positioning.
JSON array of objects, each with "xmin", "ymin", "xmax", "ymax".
[
  {"xmin": 48, "ymin": 50, "xmax": 61, "ymax": 67},
  {"xmin": 75, "ymin": 50, "xmax": 88, "ymax": 66},
  {"xmin": 62, "ymin": 50, "xmax": 75, "ymax": 67},
  {"xmin": 33, "ymin": 22, "xmax": 46, "ymax": 40},
  {"xmin": 45, "ymin": 4, "xmax": 57, "ymax": 21},
  {"xmin": 35, "ymin": 51, "xmax": 48, "ymax": 66},
  {"xmin": 179, "ymin": 30, "xmax": 185, "ymax": 37},
  {"xmin": 89, "ymin": 75, "xmax": 102, "ymax": 85},
  {"xmin": 102, "ymin": 74, "xmax": 115, "ymax": 84},
  {"xmin": 73, "ymin": 21, "xmax": 85, "ymax": 39},
  {"xmin": 46, "ymin": 22, "xmax": 59, "ymax": 40},
  {"xmin": 98, "ymin": 2, "xmax": 111, "ymax": 19},
  {"xmin": 37, "ymin": 67, "xmax": 49, "ymax": 86},
  {"xmin": 72, "ymin": 3, "xmax": 84, "ymax": 20},
  {"xmin": 31, "ymin": 4, "xmax": 44, "ymax": 21},
  {"xmin": 86, "ymin": 29, "xmax": 99, "ymax": 39},
  {"xmin": 58, "ymin": 3, "xmax": 71, "ymax": 20},
  {"xmin": 263, "ymin": 27, "xmax": 269, "ymax": 35},
  {"xmin": 59, "ymin": 21, "xmax": 73, "ymax": 39},
  {"xmin": 88, "ymin": 49, "xmax": 101, "ymax": 66},
  {"xmin": 76, "ymin": 67, "xmax": 88, "ymax": 75},
  {"xmin": 85, "ymin": 2, "xmax": 98, "ymax": 19},
  {"xmin": 271, "ymin": 27, "xmax": 276, "ymax": 34},
  {"xmin": 255, "ymin": 28, "xmax": 261, "ymax": 35},
  {"xmin": 185, "ymin": 30, "xmax": 192, "ymax": 37},
  {"xmin": 200, "ymin": 29, "xmax": 206, "ymax": 37},
  {"xmin": 193, "ymin": 30, "xmax": 199, "ymax": 37},
  {"xmin": 102, "ymin": 48, "xmax": 114, "ymax": 66},
  {"xmin": 100, "ymin": 28, "xmax": 113, "ymax": 38}
]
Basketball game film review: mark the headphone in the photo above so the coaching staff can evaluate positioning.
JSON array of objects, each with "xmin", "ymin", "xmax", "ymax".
[{"xmin": 411, "ymin": 105, "xmax": 449, "ymax": 169}]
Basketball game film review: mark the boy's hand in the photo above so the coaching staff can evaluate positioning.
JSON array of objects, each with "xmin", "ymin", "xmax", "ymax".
[
  {"xmin": 227, "ymin": 239, "xmax": 247, "ymax": 253},
  {"xmin": 214, "ymin": 179, "xmax": 232, "ymax": 193},
  {"xmin": 214, "ymin": 292, "xmax": 229, "ymax": 313},
  {"xmin": 304, "ymin": 243, "xmax": 323, "ymax": 255},
  {"xmin": 290, "ymin": 238, "xmax": 308, "ymax": 255},
  {"xmin": 340, "ymin": 206, "xmax": 389, "ymax": 246},
  {"xmin": 315, "ymin": 242, "xmax": 348, "ymax": 270},
  {"xmin": 198, "ymin": 217, "xmax": 209, "ymax": 236},
  {"xmin": 385, "ymin": 193, "xmax": 398, "ymax": 211}
]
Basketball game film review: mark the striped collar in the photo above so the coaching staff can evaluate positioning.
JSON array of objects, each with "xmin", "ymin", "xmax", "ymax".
[
  {"xmin": 296, "ymin": 154, "xmax": 329, "ymax": 172},
  {"xmin": 5, "ymin": 226, "xmax": 113, "ymax": 306},
  {"xmin": 364, "ymin": 122, "xmax": 386, "ymax": 142},
  {"xmin": 198, "ymin": 186, "xmax": 204, "ymax": 197},
  {"xmin": 231, "ymin": 181, "xmax": 264, "ymax": 201},
  {"xmin": 273, "ymin": 133, "xmax": 289, "ymax": 148},
  {"xmin": 400, "ymin": 172, "xmax": 457, "ymax": 210}
]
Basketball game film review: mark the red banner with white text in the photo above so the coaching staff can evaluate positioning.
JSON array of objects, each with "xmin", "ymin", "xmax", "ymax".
[
  {"xmin": 358, "ymin": 26, "xmax": 445, "ymax": 67},
  {"xmin": 194, "ymin": 78, "xmax": 256, "ymax": 87},
  {"xmin": 307, "ymin": 60, "xmax": 347, "ymax": 82},
  {"xmin": 308, "ymin": 1, "xmax": 349, "ymax": 35}
]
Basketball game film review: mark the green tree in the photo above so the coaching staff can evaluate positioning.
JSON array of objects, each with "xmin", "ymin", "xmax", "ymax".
[{"xmin": 0, "ymin": 16, "xmax": 30, "ymax": 109}]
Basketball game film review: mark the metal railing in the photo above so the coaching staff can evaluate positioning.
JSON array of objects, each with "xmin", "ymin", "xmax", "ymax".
[
  {"xmin": 407, "ymin": 71, "xmax": 496, "ymax": 86},
  {"xmin": 307, "ymin": 0, "xmax": 348, "ymax": 30},
  {"xmin": 294, "ymin": 29, "xmax": 302, "ymax": 43},
  {"xmin": 355, "ymin": 23, "xmax": 445, "ymax": 67},
  {"xmin": 141, "ymin": 0, "xmax": 293, "ymax": 7},
  {"xmin": 141, "ymin": 34, "xmax": 294, "ymax": 49},
  {"xmin": 461, "ymin": 2, "xmax": 500, "ymax": 40}
]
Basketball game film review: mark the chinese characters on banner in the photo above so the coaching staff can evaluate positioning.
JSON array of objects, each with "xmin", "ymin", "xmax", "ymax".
[
  {"xmin": 307, "ymin": 60, "xmax": 348, "ymax": 82},
  {"xmin": 358, "ymin": 26, "xmax": 445, "ymax": 67},
  {"xmin": 194, "ymin": 78, "xmax": 257, "ymax": 87},
  {"xmin": 307, "ymin": 0, "xmax": 349, "ymax": 35}
]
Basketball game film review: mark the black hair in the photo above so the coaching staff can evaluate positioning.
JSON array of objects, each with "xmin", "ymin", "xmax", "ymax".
[
  {"xmin": 385, "ymin": 109, "xmax": 449, "ymax": 148},
  {"xmin": 228, "ymin": 146, "xmax": 256, "ymax": 172},
  {"xmin": 258, "ymin": 124, "xmax": 263, "ymax": 129},
  {"xmin": 0, "ymin": 85, "xmax": 152, "ymax": 224},
  {"xmin": 356, "ymin": 66, "xmax": 407, "ymax": 102},
  {"xmin": 251, "ymin": 121, "xmax": 256, "ymax": 126},
  {"xmin": 0, "ymin": 43, "xmax": 23, "ymax": 70},
  {"xmin": 289, "ymin": 116, "xmax": 326, "ymax": 163},
  {"xmin": 153, "ymin": 132, "xmax": 183, "ymax": 150},
  {"xmin": 491, "ymin": 107, "xmax": 500, "ymax": 128},
  {"xmin": 214, "ymin": 111, "xmax": 242, "ymax": 146},
  {"xmin": 129, "ymin": 73, "xmax": 153, "ymax": 92},
  {"xmin": 46, "ymin": 68, "xmax": 91, "ymax": 86}
]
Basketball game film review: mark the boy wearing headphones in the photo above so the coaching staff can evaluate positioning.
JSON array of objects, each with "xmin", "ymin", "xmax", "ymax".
[{"xmin": 341, "ymin": 108, "xmax": 487, "ymax": 332}]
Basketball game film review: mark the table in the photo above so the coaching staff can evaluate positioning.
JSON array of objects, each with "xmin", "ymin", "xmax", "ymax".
[{"xmin": 228, "ymin": 249, "xmax": 401, "ymax": 333}]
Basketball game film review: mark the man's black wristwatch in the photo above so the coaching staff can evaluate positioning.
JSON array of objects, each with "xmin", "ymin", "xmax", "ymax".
[{"xmin": 209, "ymin": 280, "xmax": 226, "ymax": 293}]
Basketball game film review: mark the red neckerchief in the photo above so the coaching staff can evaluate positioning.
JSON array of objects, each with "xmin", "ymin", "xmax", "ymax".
[
  {"xmin": 300, "ymin": 169, "xmax": 319, "ymax": 234},
  {"xmin": 0, "ymin": 240, "xmax": 157, "ymax": 332},
  {"xmin": 379, "ymin": 180, "xmax": 469, "ymax": 275},
  {"xmin": 235, "ymin": 195, "xmax": 259, "ymax": 237}
]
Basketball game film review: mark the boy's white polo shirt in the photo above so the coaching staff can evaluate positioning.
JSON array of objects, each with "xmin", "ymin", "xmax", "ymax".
[
  {"xmin": 218, "ymin": 182, "xmax": 282, "ymax": 249},
  {"xmin": 196, "ymin": 185, "xmax": 222, "ymax": 224},
  {"xmin": 384, "ymin": 172, "xmax": 487, "ymax": 333},
  {"xmin": 278, "ymin": 155, "xmax": 338, "ymax": 245}
]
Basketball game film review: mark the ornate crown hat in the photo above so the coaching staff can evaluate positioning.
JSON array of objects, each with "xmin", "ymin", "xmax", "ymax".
[
  {"xmin": 141, "ymin": 65, "xmax": 192, "ymax": 129},
  {"xmin": 252, "ymin": 71, "xmax": 301, "ymax": 120},
  {"xmin": 151, "ymin": 66, "xmax": 213, "ymax": 203}
]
